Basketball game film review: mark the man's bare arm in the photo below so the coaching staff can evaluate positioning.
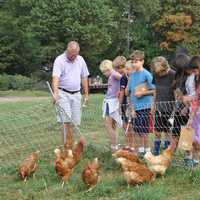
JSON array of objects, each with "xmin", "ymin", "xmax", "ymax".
[
  {"xmin": 52, "ymin": 76, "xmax": 60, "ymax": 103},
  {"xmin": 81, "ymin": 77, "xmax": 89, "ymax": 102}
]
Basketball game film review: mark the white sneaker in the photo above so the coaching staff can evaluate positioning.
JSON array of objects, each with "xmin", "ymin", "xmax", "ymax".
[{"xmin": 111, "ymin": 144, "xmax": 119, "ymax": 152}]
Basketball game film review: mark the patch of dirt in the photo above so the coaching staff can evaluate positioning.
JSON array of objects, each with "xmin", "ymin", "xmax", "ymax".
[{"xmin": 0, "ymin": 96, "xmax": 50, "ymax": 102}]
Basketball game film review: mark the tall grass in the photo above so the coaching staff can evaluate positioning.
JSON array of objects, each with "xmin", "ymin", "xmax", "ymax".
[{"xmin": 0, "ymin": 94, "xmax": 200, "ymax": 200}]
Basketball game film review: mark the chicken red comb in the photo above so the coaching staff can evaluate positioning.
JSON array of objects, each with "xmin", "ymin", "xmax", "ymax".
[{"xmin": 79, "ymin": 138, "xmax": 85, "ymax": 144}]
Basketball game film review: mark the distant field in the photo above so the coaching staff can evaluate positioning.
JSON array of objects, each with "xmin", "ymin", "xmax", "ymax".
[
  {"xmin": 0, "ymin": 93, "xmax": 200, "ymax": 200},
  {"xmin": 0, "ymin": 90, "xmax": 49, "ymax": 97}
]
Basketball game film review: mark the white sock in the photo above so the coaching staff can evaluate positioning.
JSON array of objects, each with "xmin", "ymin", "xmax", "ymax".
[
  {"xmin": 145, "ymin": 148, "xmax": 151, "ymax": 153},
  {"xmin": 138, "ymin": 147, "xmax": 145, "ymax": 153},
  {"xmin": 186, "ymin": 154, "xmax": 192, "ymax": 159}
]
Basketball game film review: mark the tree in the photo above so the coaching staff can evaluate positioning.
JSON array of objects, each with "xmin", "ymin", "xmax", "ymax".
[
  {"xmin": 0, "ymin": 0, "xmax": 41, "ymax": 75},
  {"xmin": 29, "ymin": 0, "xmax": 114, "ymax": 75},
  {"xmin": 106, "ymin": 0, "xmax": 161, "ymax": 64},
  {"xmin": 153, "ymin": 0, "xmax": 200, "ymax": 55}
]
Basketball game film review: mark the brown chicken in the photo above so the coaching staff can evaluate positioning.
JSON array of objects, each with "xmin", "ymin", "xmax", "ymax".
[
  {"xmin": 112, "ymin": 148, "xmax": 143, "ymax": 164},
  {"xmin": 113, "ymin": 148, "xmax": 155, "ymax": 186},
  {"xmin": 82, "ymin": 158, "xmax": 100, "ymax": 192},
  {"xmin": 144, "ymin": 146, "xmax": 174, "ymax": 176},
  {"xmin": 72, "ymin": 138, "xmax": 85, "ymax": 165},
  {"xmin": 54, "ymin": 148, "xmax": 76, "ymax": 187},
  {"xmin": 55, "ymin": 138, "xmax": 85, "ymax": 187},
  {"xmin": 116, "ymin": 157, "xmax": 155, "ymax": 187},
  {"xmin": 18, "ymin": 150, "xmax": 40, "ymax": 182}
]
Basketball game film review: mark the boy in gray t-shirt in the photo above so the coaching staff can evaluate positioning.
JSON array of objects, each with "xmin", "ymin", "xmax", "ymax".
[{"xmin": 151, "ymin": 56, "xmax": 176, "ymax": 155}]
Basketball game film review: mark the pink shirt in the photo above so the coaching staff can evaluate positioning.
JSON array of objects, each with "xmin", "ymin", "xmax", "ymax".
[
  {"xmin": 52, "ymin": 52, "xmax": 89, "ymax": 91},
  {"xmin": 106, "ymin": 70, "xmax": 122, "ymax": 99},
  {"xmin": 192, "ymin": 85, "xmax": 200, "ymax": 113}
]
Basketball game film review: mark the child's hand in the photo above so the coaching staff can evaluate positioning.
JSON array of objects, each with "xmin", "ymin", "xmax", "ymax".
[
  {"xmin": 131, "ymin": 108, "xmax": 136, "ymax": 118},
  {"xmin": 180, "ymin": 107, "xmax": 189, "ymax": 116},
  {"xmin": 134, "ymin": 91, "xmax": 145, "ymax": 98},
  {"xmin": 182, "ymin": 95, "xmax": 192, "ymax": 105},
  {"xmin": 186, "ymin": 119, "xmax": 192, "ymax": 128},
  {"xmin": 119, "ymin": 107, "xmax": 122, "ymax": 115}
]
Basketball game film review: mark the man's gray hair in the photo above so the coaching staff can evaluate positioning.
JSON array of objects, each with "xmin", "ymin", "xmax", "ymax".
[{"xmin": 67, "ymin": 41, "xmax": 80, "ymax": 51}]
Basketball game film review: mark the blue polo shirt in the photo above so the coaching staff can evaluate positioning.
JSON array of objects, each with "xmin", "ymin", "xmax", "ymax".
[{"xmin": 128, "ymin": 69, "xmax": 155, "ymax": 111}]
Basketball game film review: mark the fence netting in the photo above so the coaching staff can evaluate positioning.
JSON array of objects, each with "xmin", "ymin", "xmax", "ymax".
[{"xmin": 0, "ymin": 96, "xmax": 191, "ymax": 168}]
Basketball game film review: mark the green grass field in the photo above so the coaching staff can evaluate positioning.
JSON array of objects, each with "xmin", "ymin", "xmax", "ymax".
[
  {"xmin": 0, "ymin": 90, "xmax": 49, "ymax": 97},
  {"xmin": 0, "ymin": 93, "xmax": 200, "ymax": 200}
]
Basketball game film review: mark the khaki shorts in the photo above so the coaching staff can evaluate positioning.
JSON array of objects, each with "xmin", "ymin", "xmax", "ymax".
[{"xmin": 56, "ymin": 89, "xmax": 82, "ymax": 125}]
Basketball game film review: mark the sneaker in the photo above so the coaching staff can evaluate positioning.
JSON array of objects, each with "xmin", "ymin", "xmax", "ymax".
[
  {"xmin": 184, "ymin": 158, "xmax": 199, "ymax": 168},
  {"xmin": 138, "ymin": 151, "xmax": 145, "ymax": 159},
  {"xmin": 163, "ymin": 140, "xmax": 170, "ymax": 150},
  {"xmin": 111, "ymin": 144, "xmax": 119, "ymax": 152},
  {"xmin": 193, "ymin": 160, "xmax": 199, "ymax": 167}
]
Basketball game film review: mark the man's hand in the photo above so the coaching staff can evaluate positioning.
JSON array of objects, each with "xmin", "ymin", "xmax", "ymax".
[
  {"xmin": 53, "ymin": 93, "xmax": 60, "ymax": 104},
  {"xmin": 82, "ymin": 94, "xmax": 89, "ymax": 107}
]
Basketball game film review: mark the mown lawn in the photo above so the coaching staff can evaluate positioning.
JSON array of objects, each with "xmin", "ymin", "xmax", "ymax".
[{"xmin": 0, "ymin": 94, "xmax": 200, "ymax": 200}]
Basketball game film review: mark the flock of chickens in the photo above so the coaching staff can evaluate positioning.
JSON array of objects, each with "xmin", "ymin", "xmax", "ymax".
[{"xmin": 18, "ymin": 138, "xmax": 174, "ymax": 191}]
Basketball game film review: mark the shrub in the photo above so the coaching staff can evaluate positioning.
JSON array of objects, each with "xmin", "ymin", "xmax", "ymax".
[{"xmin": 0, "ymin": 74, "xmax": 34, "ymax": 90}]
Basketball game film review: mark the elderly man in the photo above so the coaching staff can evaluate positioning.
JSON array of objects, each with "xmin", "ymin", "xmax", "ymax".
[{"xmin": 52, "ymin": 41, "xmax": 89, "ymax": 149}]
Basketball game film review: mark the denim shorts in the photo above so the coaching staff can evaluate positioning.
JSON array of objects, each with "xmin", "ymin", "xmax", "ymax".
[{"xmin": 132, "ymin": 108, "xmax": 151, "ymax": 134}]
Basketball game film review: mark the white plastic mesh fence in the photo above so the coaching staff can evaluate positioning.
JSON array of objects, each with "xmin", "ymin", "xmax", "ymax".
[{"xmin": 0, "ymin": 96, "xmax": 190, "ymax": 168}]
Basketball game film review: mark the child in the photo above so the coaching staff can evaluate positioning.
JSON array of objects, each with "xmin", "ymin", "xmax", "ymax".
[
  {"xmin": 187, "ymin": 56, "xmax": 200, "ymax": 166},
  {"xmin": 100, "ymin": 59, "xmax": 122, "ymax": 152},
  {"xmin": 128, "ymin": 50, "xmax": 155, "ymax": 157},
  {"xmin": 112, "ymin": 56, "xmax": 127, "ymax": 75},
  {"xmin": 113, "ymin": 56, "xmax": 134, "ymax": 148},
  {"xmin": 181, "ymin": 58, "xmax": 197, "ymax": 165},
  {"xmin": 113, "ymin": 56, "xmax": 128, "ymax": 123},
  {"xmin": 151, "ymin": 56, "xmax": 176, "ymax": 155},
  {"xmin": 172, "ymin": 54, "xmax": 190, "ymax": 145}
]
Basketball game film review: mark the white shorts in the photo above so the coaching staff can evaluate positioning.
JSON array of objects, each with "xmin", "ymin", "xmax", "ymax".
[
  {"xmin": 56, "ymin": 90, "xmax": 82, "ymax": 125},
  {"xmin": 102, "ymin": 98, "xmax": 122, "ymax": 128}
]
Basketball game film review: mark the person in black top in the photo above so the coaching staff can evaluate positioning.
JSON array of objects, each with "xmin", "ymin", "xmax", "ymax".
[
  {"xmin": 172, "ymin": 53, "xmax": 190, "ymax": 145},
  {"xmin": 113, "ymin": 56, "xmax": 134, "ymax": 148},
  {"xmin": 151, "ymin": 56, "xmax": 176, "ymax": 155}
]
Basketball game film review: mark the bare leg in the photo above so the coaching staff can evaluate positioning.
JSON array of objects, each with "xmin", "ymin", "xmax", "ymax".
[
  {"xmin": 127, "ymin": 130, "xmax": 134, "ymax": 148},
  {"xmin": 165, "ymin": 132, "xmax": 171, "ymax": 141},
  {"xmin": 171, "ymin": 135, "xmax": 179, "ymax": 150},
  {"xmin": 143, "ymin": 134, "xmax": 150, "ymax": 149},
  {"xmin": 105, "ymin": 117, "xmax": 117, "ymax": 147},
  {"xmin": 64, "ymin": 122, "xmax": 74, "ymax": 150},
  {"xmin": 134, "ymin": 133, "xmax": 141, "ymax": 154},
  {"xmin": 154, "ymin": 131, "xmax": 161, "ymax": 141}
]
